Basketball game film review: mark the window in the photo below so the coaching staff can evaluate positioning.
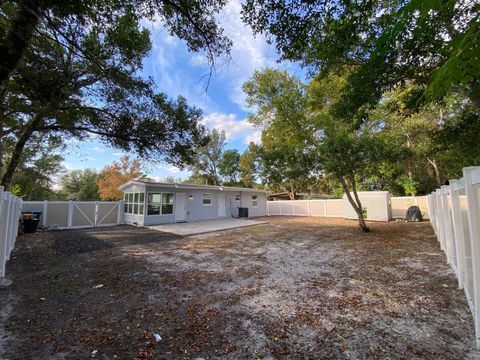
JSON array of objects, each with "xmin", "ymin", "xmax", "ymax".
[
  {"xmin": 162, "ymin": 193, "xmax": 174, "ymax": 215},
  {"xmin": 148, "ymin": 192, "xmax": 175, "ymax": 215},
  {"xmin": 202, "ymin": 193, "xmax": 212, "ymax": 206},
  {"xmin": 252, "ymin": 194, "xmax": 258, "ymax": 207},
  {"xmin": 235, "ymin": 194, "xmax": 240, "ymax": 203},
  {"xmin": 124, "ymin": 192, "xmax": 145, "ymax": 215}
]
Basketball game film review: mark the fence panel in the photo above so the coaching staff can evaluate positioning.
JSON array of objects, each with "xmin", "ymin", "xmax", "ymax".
[
  {"xmin": 0, "ymin": 186, "xmax": 22, "ymax": 278},
  {"xmin": 266, "ymin": 199, "xmax": 343, "ymax": 218},
  {"xmin": 391, "ymin": 196, "xmax": 429, "ymax": 219},
  {"xmin": 428, "ymin": 166, "xmax": 480, "ymax": 348},
  {"xmin": 22, "ymin": 200, "xmax": 123, "ymax": 230}
]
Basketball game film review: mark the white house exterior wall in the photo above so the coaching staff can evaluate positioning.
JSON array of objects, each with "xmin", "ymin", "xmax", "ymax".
[{"xmin": 121, "ymin": 182, "xmax": 267, "ymax": 226}]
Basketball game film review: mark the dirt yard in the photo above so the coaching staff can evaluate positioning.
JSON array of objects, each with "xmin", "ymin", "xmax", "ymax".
[{"xmin": 0, "ymin": 217, "xmax": 478, "ymax": 359}]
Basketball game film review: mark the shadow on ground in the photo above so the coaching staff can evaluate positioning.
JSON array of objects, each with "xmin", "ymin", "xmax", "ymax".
[{"xmin": 0, "ymin": 218, "xmax": 478, "ymax": 359}]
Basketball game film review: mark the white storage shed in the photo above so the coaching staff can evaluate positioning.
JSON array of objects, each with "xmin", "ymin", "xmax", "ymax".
[{"xmin": 343, "ymin": 191, "xmax": 392, "ymax": 222}]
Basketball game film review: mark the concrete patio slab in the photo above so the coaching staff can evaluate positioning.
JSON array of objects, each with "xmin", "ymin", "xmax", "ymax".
[{"xmin": 146, "ymin": 218, "xmax": 267, "ymax": 236}]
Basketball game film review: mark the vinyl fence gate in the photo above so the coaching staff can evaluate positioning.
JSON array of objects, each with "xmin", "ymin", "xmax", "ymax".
[{"xmin": 22, "ymin": 200, "xmax": 123, "ymax": 230}]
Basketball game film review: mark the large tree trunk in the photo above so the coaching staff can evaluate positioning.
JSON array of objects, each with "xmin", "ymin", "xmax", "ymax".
[
  {"xmin": 427, "ymin": 157, "xmax": 442, "ymax": 187},
  {"xmin": 339, "ymin": 175, "xmax": 369, "ymax": 232},
  {"xmin": 288, "ymin": 181, "xmax": 295, "ymax": 200},
  {"xmin": 1, "ymin": 115, "xmax": 43, "ymax": 189},
  {"xmin": 0, "ymin": 0, "xmax": 45, "ymax": 178}
]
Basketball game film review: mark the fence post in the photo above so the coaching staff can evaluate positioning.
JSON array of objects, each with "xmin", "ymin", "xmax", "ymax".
[
  {"xmin": 450, "ymin": 180, "xmax": 466, "ymax": 289},
  {"xmin": 441, "ymin": 185, "xmax": 457, "ymax": 270},
  {"xmin": 435, "ymin": 189, "xmax": 446, "ymax": 251},
  {"xmin": 307, "ymin": 199, "xmax": 311, "ymax": 216},
  {"xmin": 43, "ymin": 200, "xmax": 48, "ymax": 226},
  {"xmin": 431, "ymin": 193, "xmax": 438, "ymax": 235},
  {"xmin": 94, "ymin": 201, "xmax": 99, "ymax": 227},
  {"xmin": 67, "ymin": 201, "xmax": 74, "ymax": 229},
  {"xmin": 117, "ymin": 201, "xmax": 123, "ymax": 224},
  {"xmin": 4, "ymin": 193, "xmax": 13, "ymax": 261},
  {"xmin": 0, "ymin": 188, "xmax": 5, "ymax": 278},
  {"xmin": 279, "ymin": 201, "xmax": 282, "ymax": 216},
  {"xmin": 323, "ymin": 200, "xmax": 327, "ymax": 217},
  {"xmin": 464, "ymin": 166, "xmax": 480, "ymax": 347},
  {"xmin": 427, "ymin": 194, "xmax": 435, "ymax": 234}
]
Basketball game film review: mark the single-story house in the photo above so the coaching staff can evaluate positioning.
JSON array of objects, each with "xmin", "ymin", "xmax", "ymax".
[{"xmin": 119, "ymin": 181, "xmax": 267, "ymax": 226}]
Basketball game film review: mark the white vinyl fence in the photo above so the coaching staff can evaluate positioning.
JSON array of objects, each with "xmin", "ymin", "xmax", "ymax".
[
  {"xmin": 22, "ymin": 200, "xmax": 123, "ymax": 230},
  {"xmin": 267, "ymin": 199, "xmax": 344, "ymax": 217},
  {"xmin": 267, "ymin": 195, "xmax": 430, "ymax": 221},
  {"xmin": 427, "ymin": 166, "xmax": 480, "ymax": 348},
  {"xmin": 391, "ymin": 196, "xmax": 429, "ymax": 219},
  {"xmin": 0, "ymin": 186, "xmax": 22, "ymax": 278}
]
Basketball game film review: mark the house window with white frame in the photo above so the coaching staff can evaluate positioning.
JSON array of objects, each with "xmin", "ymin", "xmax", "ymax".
[
  {"xmin": 124, "ymin": 192, "xmax": 145, "ymax": 215},
  {"xmin": 235, "ymin": 194, "xmax": 240, "ymax": 203},
  {"xmin": 252, "ymin": 194, "xmax": 258, "ymax": 207},
  {"xmin": 203, "ymin": 193, "xmax": 212, "ymax": 206},
  {"xmin": 147, "ymin": 192, "xmax": 174, "ymax": 215}
]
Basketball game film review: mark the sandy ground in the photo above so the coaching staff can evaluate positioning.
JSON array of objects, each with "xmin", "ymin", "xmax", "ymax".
[{"xmin": 0, "ymin": 216, "xmax": 478, "ymax": 359}]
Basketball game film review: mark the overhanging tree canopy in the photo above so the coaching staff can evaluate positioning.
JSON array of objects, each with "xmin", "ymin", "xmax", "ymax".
[
  {"xmin": 1, "ymin": 0, "xmax": 232, "ymax": 189},
  {"xmin": 242, "ymin": 0, "xmax": 480, "ymax": 117}
]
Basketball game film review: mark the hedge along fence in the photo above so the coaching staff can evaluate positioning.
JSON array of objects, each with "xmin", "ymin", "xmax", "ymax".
[
  {"xmin": 21, "ymin": 200, "xmax": 123, "ymax": 230},
  {"xmin": 427, "ymin": 166, "xmax": 480, "ymax": 348},
  {"xmin": 0, "ymin": 186, "xmax": 22, "ymax": 278}
]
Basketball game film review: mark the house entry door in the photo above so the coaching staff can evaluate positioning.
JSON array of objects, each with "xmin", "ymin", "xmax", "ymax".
[{"xmin": 175, "ymin": 193, "xmax": 187, "ymax": 222}]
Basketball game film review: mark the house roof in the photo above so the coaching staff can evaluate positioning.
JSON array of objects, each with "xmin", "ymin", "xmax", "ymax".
[{"xmin": 119, "ymin": 180, "xmax": 268, "ymax": 193}]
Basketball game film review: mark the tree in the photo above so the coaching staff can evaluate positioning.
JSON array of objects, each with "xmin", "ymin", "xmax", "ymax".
[
  {"xmin": 59, "ymin": 169, "xmax": 100, "ymax": 201},
  {"xmin": 188, "ymin": 129, "xmax": 226, "ymax": 185},
  {"xmin": 219, "ymin": 149, "xmax": 240, "ymax": 185},
  {"xmin": 243, "ymin": 67, "xmax": 396, "ymax": 231},
  {"xmin": 1, "ymin": 10, "xmax": 207, "ymax": 189},
  {"xmin": 6, "ymin": 134, "xmax": 65, "ymax": 200},
  {"xmin": 239, "ymin": 142, "xmax": 260, "ymax": 188},
  {"xmin": 97, "ymin": 156, "xmax": 144, "ymax": 200},
  {"xmin": 242, "ymin": 0, "xmax": 480, "ymax": 118},
  {"xmin": 318, "ymin": 129, "xmax": 391, "ymax": 232},
  {"xmin": 1, "ymin": 0, "xmax": 232, "ymax": 189},
  {"xmin": 243, "ymin": 68, "xmax": 315, "ymax": 198}
]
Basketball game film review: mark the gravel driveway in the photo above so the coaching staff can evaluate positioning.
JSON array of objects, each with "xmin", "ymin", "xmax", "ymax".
[{"xmin": 0, "ymin": 217, "xmax": 478, "ymax": 359}]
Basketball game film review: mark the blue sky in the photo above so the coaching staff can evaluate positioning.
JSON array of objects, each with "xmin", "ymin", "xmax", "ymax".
[{"xmin": 62, "ymin": 0, "xmax": 305, "ymax": 180}]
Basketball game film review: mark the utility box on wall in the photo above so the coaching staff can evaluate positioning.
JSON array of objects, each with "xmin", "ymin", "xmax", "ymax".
[{"xmin": 343, "ymin": 191, "xmax": 392, "ymax": 222}]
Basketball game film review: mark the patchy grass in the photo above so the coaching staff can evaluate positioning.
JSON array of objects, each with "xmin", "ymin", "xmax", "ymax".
[{"xmin": 0, "ymin": 217, "xmax": 478, "ymax": 359}]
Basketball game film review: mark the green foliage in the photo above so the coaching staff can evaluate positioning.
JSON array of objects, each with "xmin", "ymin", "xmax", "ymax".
[
  {"xmin": 9, "ymin": 184, "xmax": 22, "ymax": 197},
  {"xmin": 188, "ymin": 129, "xmax": 226, "ymax": 185},
  {"xmin": 1, "ymin": 0, "xmax": 233, "ymax": 189},
  {"xmin": 239, "ymin": 142, "xmax": 259, "ymax": 187},
  {"xmin": 243, "ymin": 68, "xmax": 315, "ymax": 195},
  {"xmin": 242, "ymin": 0, "xmax": 480, "ymax": 119},
  {"xmin": 6, "ymin": 134, "xmax": 65, "ymax": 200},
  {"xmin": 219, "ymin": 149, "xmax": 241, "ymax": 185},
  {"xmin": 59, "ymin": 169, "xmax": 100, "ymax": 201}
]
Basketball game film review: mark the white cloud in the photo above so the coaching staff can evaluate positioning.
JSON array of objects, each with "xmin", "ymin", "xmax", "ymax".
[
  {"xmin": 91, "ymin": 146, "xmax": 107, "ymax": 154},
  {"xmin": 143, "ymin": 0, "xmax": 289, "ymax": 113},
  {"xmin": 202, "ymin": 112, "xmax": 261, "ymax": 144},
  {"xmin": 112, "ymin": 152, "xmax": 123, "ymax": 157},
  {"xmin": 167, "ymin": 166, "xmax": 181, "ymax": 174}
]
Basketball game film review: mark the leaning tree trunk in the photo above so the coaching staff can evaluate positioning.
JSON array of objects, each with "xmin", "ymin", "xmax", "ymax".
[
  {"xmin": 0, "ymin": 0, "xmax": 45, "ymax": 177},
  {"xmin": 1, "ymin": 115, "xmax": 43, "ymax": 189},
  {"xmin": 339, "ymin": 175, "xmax": 369, "ymax": 232},
  {"xmin": 427, "ymin": 157, "xmax": 442, "ymax": 187}
]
